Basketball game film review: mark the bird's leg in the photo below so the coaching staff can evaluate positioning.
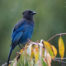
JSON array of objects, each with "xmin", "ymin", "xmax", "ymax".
[
  {"xmin": 28, "ymin": 39, "xmax": 32, "ymax": 43},
  {"xmin": 25, "ymin": 39, "xmax": 31, "ymax": 46},
  {"xmin": 19, "ymin": 44, "xmax": 22, "ymax": 49}
]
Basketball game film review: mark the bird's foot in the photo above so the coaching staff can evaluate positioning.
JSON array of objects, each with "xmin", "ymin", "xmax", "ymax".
[
  {"xmin": 19, "ymin": 44, "xmax": 22, "ymax": 49},
  {"xmin": 28, "ymin": 39, "xmax": 32, "ymax": 44}
]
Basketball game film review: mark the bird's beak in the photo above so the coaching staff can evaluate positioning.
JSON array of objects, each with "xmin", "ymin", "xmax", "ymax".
[{"xmin": 33, "ymin": 11, "xmax": 36, "ymax": 15}]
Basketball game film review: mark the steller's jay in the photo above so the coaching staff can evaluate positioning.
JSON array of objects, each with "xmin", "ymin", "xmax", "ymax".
[{"xmin": 7, "ymin": 10, "xmax": 36, "ymax": 65}]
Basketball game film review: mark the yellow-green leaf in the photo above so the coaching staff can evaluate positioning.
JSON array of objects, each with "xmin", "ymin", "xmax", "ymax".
[
  {"xmin": 51, "ymin": 45, "xmax": 57, "ymax": 59},
  {"xmin": 58, "ymin": 36, "xmax": 65, "ymax": 59},
  {"xmin": 34, "ymin": 45, "xmax": 39, "ymax": 63},
  {"xmin": 43, "ymin": 41, "xmax": 54, "ymax": 58}
]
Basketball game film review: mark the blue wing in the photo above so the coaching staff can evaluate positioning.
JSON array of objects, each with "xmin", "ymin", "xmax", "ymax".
[
  {"xmin": 12, "ymin": 31, "xmax": 23, "ymax": 43},
  {"xmin": 11, "ymin": 19, "xmax": 34, "ymax": 45},
  {"xmin": 11, "ymin": 19, "xmax": 25, "ymax": 43}
]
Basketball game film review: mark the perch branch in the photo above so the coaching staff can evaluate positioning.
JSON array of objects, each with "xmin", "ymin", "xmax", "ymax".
[
  {"xmin": 54, "ymin": 57, "xmax": 66, "ymax": 63},
  {"xmin": 55, "ymin": 57, "xmax": 66, "ymax": 60},
  {"xmin": 48, "ymin": 33, "xmax": 66, "ymax": 42},
  {"xmin": 53, "ymin": 59, "xmax": 66, "ymax": 64}
]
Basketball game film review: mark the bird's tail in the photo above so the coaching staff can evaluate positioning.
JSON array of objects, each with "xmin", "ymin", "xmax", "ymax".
[{"xmin": 7, "ymin": 46, "xmax": 13, "ymax": 66}]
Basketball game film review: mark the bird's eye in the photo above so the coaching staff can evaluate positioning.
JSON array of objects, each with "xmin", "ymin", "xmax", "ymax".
[{"xmin": 29, "ymin": 11, "xmax": 32, "ymax": 14}]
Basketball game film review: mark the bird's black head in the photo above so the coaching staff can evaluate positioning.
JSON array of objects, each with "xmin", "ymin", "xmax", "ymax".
[{"xmin": 22, "ymin": 10, "xmax": 36, "ymax": 20}]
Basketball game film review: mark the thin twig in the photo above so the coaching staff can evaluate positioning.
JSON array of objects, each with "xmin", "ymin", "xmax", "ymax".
[
  {"xmin": 55, "ymin": 57, "xmax": 66, "ymax": 60},
  {"xmin": 53, "ymin": 57, "xmax": 66, "ymax": 64},
  {"xmin": 48, "ymin": 33, "xmax": 66, "ymax": 42},
  {"xmin": 53, "ymin": 59, "xmax": 66, "ymax": 64}
]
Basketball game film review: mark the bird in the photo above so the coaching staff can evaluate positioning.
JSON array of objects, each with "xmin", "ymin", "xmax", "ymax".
[{"xmin": 7, "ymin": 10, "xmax": 36, "ymax": 65}]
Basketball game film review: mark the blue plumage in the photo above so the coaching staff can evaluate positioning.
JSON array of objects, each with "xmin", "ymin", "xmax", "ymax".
[
  {"xmin": 7, "ymin": 10, "xmax": 36, "ymax": 65},
  {"xmin": 12, "ymin": 19, "xmax": 34, "ymax": 44}
]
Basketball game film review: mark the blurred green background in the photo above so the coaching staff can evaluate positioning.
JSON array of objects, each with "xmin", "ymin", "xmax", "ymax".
[{"xmin": 0, "ymin": 0, "xmax": 66, "ymax": 66}]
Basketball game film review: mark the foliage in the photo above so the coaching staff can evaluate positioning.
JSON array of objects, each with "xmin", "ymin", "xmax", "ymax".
[{"xmin": 9, "ymin": 35, "xmax": 65, "ymax": 66}]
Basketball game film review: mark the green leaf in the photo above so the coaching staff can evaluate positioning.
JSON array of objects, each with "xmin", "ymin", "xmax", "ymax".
[{"xmin": 41, "ymin": 57, "xmax": 48, "ymax": 66}]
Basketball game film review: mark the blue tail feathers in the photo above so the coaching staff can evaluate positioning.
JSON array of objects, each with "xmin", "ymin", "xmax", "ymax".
[{"xmin": 7, "ymin": 46, "xmax": 13, "ymax": 66}]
